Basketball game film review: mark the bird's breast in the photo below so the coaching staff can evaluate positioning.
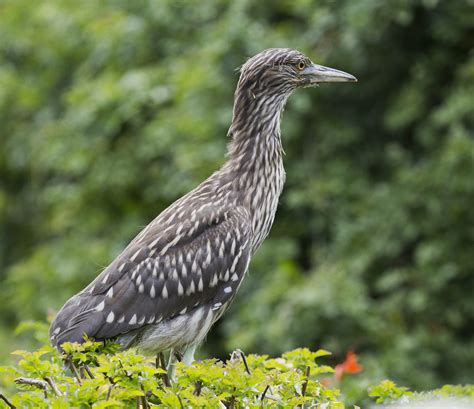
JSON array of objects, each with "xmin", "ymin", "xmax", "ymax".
[{"xmin": 247, "ymin": 159, "xmax": 286, "ymax": 254}]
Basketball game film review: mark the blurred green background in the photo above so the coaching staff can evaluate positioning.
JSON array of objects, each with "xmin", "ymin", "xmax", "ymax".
[{"xmin": 0, "ymin": 0, "xmax": 473, "ymax": 394}]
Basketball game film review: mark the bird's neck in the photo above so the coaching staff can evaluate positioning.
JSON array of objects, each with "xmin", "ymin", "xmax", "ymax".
[
  {"xmin": 221, "ymin": 90, "xmax": 289, "ymax": 252},
  {"xmin": 226, "ymin": 89, "xmax": 289, "ymax": 167}
]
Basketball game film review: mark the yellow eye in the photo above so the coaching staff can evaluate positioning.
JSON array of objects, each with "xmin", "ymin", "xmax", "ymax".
[{"xmin": 296, "ymin": 61, "xmax": 306, "ymax": 71}]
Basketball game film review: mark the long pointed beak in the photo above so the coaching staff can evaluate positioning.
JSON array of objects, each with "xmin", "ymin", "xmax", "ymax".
[{"xmin": 301, "ymin": 63, "xmax": 357, "ymax": 84}]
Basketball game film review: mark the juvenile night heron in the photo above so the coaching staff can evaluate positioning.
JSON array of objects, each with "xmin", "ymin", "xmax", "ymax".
[{"xmin": 50, "ymin": 48, "xmax": 356, "ymax": 366}]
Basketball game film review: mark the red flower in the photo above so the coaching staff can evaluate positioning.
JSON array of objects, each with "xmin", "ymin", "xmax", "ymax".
[{"xmin": 334, "ymin": 351, "xmax": 363, "ymax": 381}]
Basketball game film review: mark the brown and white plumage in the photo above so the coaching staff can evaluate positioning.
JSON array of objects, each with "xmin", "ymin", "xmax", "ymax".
[{"xmin": 50, "ymin": 48, "xmax": 356, "ymax": 362}]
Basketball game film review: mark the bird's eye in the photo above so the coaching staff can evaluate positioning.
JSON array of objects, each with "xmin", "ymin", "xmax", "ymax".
[{"xmin": 296, "ymin": 61, "xmax": 306, "ymax": 71}]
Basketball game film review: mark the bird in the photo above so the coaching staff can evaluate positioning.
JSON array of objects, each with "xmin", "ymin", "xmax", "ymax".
[{"xmin": 49, "ymin": 48, "xmax": 356, "ymax": 368}]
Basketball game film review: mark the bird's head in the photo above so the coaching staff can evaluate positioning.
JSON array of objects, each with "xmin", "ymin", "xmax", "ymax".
[{"xmin": 237, "ymin": 48, "xmax": 357, "ymax": 99}]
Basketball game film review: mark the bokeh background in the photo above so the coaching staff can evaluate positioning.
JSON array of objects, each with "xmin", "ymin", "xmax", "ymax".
[{"xmin": 1, "ymin": 0, "xmax": 473, "ymax": 396}]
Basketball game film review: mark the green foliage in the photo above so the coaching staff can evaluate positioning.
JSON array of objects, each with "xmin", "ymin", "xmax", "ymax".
[
  {"xmin": 0, "ymin": 344, "xmax": 345, "ymax": 408},
  {"xmin": 435, "ymin": 384, "xmax": 474, "ymax": 399},
  {"xmin": 0, "ymin": 0, "xmax": 473, "ymax": 393},
  {"xmin": 369, "ymin": 380, "xmax": 413, "ymax": 404},
  {"xmin": 1, "ymin": 341, "xmax": 472, "ymax": 407},
  {"xmin": 368, "ymin": 379, "xmax": 474, "ymax": 405}
]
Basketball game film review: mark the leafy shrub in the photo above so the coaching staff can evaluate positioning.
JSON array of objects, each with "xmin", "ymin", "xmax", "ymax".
[
  {"xmin": 1, "ymin": 334, "xmax": 473, "ymax": 408},
  {"xmin": 369, "ymin": 380, "xmax": 474, "ymax": 408},
  {"xmin": 0, "ymin": 343, "xmax": 343, "ymax": 408}
]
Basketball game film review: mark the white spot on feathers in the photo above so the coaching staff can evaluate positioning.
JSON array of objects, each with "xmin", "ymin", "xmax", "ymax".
[
  {"xmin": 186, "ymin": 280, "xmax": 195, "ymax": 295},
  {"xmin": 204, "ymin": 242, "xmax": 212, "ymax": 267},
  {"xmin": 159, "ymin": 234, "xmax": 182, "ymax": 255},
  {"xmin": 150, "ymin": 236, "xmax": 161, "ymax": 248},
  {"xmin": 96, "ymin": 301, "xmax": 105, "ymax": 312},
  {"xmin": 230, "ymin": 253, "xmax": 240, "ymax": 273},
  {"xmin": 130, "ymin": 248, "xmax": 142, "ymax": 262}
]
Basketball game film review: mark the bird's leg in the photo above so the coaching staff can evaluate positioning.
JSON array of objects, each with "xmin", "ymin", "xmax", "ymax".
[
  {"xmin": 165, "ymin": 347, "xmax": 191, "ymax": 381},
  {"xmin": 182, "ymin": 344, "xmax": 197, "ymax": 366},
  {"xmin": 155, "ymin": 352, "xmax": 171, "ymax": 387},
  {"xmin": 166, "ymin": 349, "xmax": 177, "ymax": 382},
  {"xmin": 174, "ymin": 350, "xmax": 183, "ymax": 362}
]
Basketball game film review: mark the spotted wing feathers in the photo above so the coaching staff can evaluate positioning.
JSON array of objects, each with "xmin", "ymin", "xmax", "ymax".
[{"xmin": 50, "ymin": 206, "xmax": 251, "ymax": 348}]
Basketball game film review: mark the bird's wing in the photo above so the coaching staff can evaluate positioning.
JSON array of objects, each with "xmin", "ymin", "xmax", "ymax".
[{"xmin": 50, "ymin": 205, "xmax": 252, "ymax": 347}]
